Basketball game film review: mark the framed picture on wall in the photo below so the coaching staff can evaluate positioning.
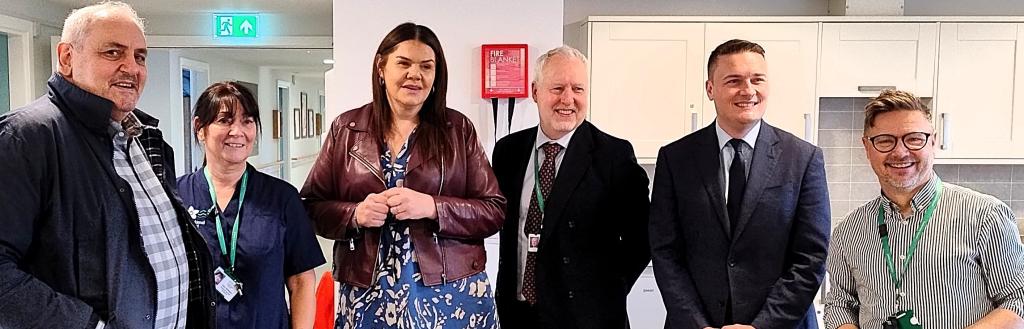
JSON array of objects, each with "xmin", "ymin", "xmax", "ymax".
[
  {"xmin": 315, "ymin": 113, "xmax": 323, "ymax": 135},
  {"xmin": 293, "ymin": 108, "xmax": 301, "ymax": 139},
  {"xmin": 306, "ymin": 108, "xmax": 315, "ymax": 138},
  {"xmin": 272, "ymin": 109, "xmax": 281, "ymax": 139},
  {"xmin": 300, "ymin": 92, "xmax": 308, "ymax": 113}
]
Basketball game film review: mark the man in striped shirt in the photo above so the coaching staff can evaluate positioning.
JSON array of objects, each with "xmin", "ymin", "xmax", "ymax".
[{"xmin": 824, "ymin": 89, "xmax": 1024, "ymax": 328}]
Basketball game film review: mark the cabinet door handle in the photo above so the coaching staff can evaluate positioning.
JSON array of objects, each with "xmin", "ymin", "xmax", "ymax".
[
  {"xmin": 690, "ymin": 112, "xmax": 698, "ymax": 133},
  {"xmin": 857, "ymin": 85, "xmax": 896, "ymax": 92},
  {"xmin": 803, "ymin": 113, "xmax": 812, "ymax": 141},
  {"xmin": 940, "ymin": 112, "xmax": 950, "ymax": 150}
]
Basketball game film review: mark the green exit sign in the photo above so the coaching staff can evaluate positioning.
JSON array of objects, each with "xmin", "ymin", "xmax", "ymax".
[{"xmin": 214, "ymin": 14, "xmax": 259, "ymax": 38}]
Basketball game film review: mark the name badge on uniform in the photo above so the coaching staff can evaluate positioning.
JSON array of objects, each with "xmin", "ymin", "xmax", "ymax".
[
  {"xmin": 214, "ymin": 266, "xmax": 243, "ymax": 301},
  {"xmin": 188, "ymin": 206, "xmax": 209, "ymax": 226},
  {"xmin": 527, "ymin": 233, "xmax": 541, "ymax": 252}
]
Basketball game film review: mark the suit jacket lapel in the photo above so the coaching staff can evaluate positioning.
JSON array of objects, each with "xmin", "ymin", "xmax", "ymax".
[
  {"xmin": 506, "ymin": 127, "xmax": 538, "ymax": 227},
  {"xmin": 540, "ymin": 122, "xmax": 593, "ymax": 248},
  {"xmin": 695, "ymin": 124, "xmax": 732, "ymax": 237},
  {"xmin": 733, "ymin": 124, "xmax": 780, "ymax": 241}
]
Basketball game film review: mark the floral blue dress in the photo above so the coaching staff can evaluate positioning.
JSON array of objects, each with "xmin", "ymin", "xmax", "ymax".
[{"xmin": 336, "ymin": 137, "xmax": 499, "ymax": 329}]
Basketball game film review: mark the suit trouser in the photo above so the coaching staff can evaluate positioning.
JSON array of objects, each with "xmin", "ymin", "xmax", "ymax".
[{"xmin": 499, "ymin": 299, "xmax": 542, "ymax": 329}]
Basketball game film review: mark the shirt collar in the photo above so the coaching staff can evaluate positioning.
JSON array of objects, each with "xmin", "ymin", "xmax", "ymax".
[
  {"xmin": 534, "ymin": 125, "xmax": 577, "ymax": 151},
  {"xmin": 108, "ymin": 112, "xmax": 144, "ymax": 139},
  {"xmin": 880, "ymin": 172, "xmax": 942, "ymax": 213},
  {"xmin": 715, "ymin": 119, "xmax": 761, "ymax": 152}
]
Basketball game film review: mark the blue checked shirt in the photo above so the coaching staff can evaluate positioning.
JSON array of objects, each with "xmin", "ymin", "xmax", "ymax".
[{"xmin": 110, "ymin": 114, "xmax": 190, "ymax": 329}]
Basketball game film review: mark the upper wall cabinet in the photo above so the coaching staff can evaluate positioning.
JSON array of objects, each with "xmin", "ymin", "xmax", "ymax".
[
  {"xmin": 819, "ymin": 23, "xmax": 938, "ymax": 97},
  {"xmin": 703, "ymin": 23, "xmax": 820, "ymax": 142},
  {"xmin": 587, "ymin": 22, "xmax": 706, "ymax": 161},
  {"xmin": 935, "ymin": 23, "xmax": 1024, "ymax": 160}
]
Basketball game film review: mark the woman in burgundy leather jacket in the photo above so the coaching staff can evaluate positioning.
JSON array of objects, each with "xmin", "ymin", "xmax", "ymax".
[{"xmin": 300, "ymin": 23, "xmax": 506, "ymax": 329}]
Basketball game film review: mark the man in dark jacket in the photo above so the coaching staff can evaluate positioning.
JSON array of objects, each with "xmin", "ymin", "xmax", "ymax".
[
  {"xmin": 0, "ymin": 2, "xmax": 214, "ymax": 328},
  {"xmin": 649, "ymin": 39, "xmax": 829, "ymax": 329},
  {"xmin": 492, "ymin": 46, "xmax": 651, "ymax": 329}
]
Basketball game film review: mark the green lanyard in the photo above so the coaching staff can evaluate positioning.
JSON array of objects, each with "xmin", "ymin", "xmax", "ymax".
[
  {"xmin": 876, "ymin": 180, "xmax": 942, "ymax": 294},
  {"xmin": 204, "ymin": 167, "xmax": 249, "ymax": 272}
]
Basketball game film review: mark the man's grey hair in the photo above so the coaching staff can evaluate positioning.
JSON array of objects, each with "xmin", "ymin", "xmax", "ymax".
[
  {"xmin": 60, "ymin": 1, "xmax": 145, "ymax": 46},
  {"xmin": 533, "ymin": 45, "xmax": 589, "ymax": 84}
]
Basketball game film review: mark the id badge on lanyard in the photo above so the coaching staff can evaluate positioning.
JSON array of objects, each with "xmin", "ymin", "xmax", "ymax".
[{"xmin": 205, "ymin": 167, "xmax": 249, "ymax": 301}]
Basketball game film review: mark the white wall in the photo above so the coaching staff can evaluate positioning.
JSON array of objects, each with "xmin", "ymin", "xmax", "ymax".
[
  {"xmin": 253, "ymin": 66, "xmax": 282, "ymax": 171},
  {"xmin": 135, "ymin": 49, "xmax": 177, "ymax": 163},
  {"xmin": 287, "ymin": 74, "xmax": 326, "ymax": 187},
  {"xmin": 332, "ymin": 0, "xmax": 564, "ymax": 154},
  {"xmin": 32, "ymin": 25, "xmax": 60, "ymax": 96},
  {"xmin": 180, "ymin": 50, "xmax": 260, "ymax": 87},
  {"xmin": 290, "ymin": 75, "xmax": 326, "ymax": 157},
  {"xmin": 0, "ymin": 0, "xmax": 69, "ymax": 27}
]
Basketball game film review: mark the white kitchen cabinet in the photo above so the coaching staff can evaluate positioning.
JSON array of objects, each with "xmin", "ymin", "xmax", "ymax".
[
  {"xmin": 702, "ymin": 23, "xmax": 820, "ymax": 142},
  {"xmin": 819, "ymin": 23, "xmax": 938, "ymax": 97},
  {"xmin": 587, "ymin": 22, "xmax": 705, "ymax": 162},
  {"xmin": 935, "ymin": 23, "xmax": 1024, "ymax": 160}
]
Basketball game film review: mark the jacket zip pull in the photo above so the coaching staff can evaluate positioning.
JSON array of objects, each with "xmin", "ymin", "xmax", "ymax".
[
  {"xmin": 348, "ymin": 239, "xmax": 355, "ymax": 251},
  {"xmin": 369, "ymin": 230, "xmax": 385, "ymax": 282},
  {"xmin": 434, "ymin": 232, "xmax": 447, "ymax": 283}
]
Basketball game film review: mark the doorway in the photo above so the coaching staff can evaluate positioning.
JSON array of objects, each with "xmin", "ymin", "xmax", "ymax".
[
  {"xmin": 276, "ymin": 80, "xmax": 291, "ymax": 180},
  {"xmin": 180, "ymin": 58, "xmax": 210, "ymax": 173},
  {"xmin": 0, "ymin": 14, "xmax": 32, "ymax": 111}
]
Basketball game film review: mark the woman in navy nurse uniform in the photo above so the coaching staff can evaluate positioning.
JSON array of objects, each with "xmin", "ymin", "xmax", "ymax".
[{"xmin": 177, "ymin": 81, "xmax": 326, "ymax": 328}]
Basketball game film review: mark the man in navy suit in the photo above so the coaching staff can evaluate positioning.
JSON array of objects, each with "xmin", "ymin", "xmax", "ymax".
[
  {"xmin": 649, "ymin": 39, "xmax": 830, "ymax": 329},
  {"xmin": 493, "ymin": 46, "xmax": 651, "ymax": 329}
]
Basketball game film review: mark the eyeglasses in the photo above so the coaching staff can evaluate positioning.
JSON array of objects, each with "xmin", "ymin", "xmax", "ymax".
[{"xmin": 864, "ymin": 132, "xmax": 932, "ymax": 153}]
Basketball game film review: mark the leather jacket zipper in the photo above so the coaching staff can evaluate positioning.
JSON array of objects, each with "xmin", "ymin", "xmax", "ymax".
[
  {"xmin": 349, "ymin": 149, "xmax": 387, "ymax": 283},
  {"xmin": 436, "ymin": 156, "xmax": 447, "ymax": 283},
  {"xmin": 351, "ymin": 149, "xmax": 449, "ymax": 285},
  {"xmin": 349, "ymin": 150, "xmax": 387, "ymax": 187}
]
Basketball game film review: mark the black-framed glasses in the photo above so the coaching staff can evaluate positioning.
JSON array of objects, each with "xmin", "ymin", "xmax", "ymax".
[{"xmin": 865, "ymin": 132, "xmax": 932, "ymax": 153}]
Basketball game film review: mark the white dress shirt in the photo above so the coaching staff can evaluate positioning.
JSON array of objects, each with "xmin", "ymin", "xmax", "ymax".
[
  {"xmin": 516, "ymin": 127, "xmax": 577, "ymax": 301},
  {"xmin": 715, "ymin": 120, "xmax": 761, "ymax": 203}
]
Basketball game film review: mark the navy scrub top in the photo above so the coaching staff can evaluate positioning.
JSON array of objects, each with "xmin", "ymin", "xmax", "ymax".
[{"xmin": 177, "ymin": 164, "xmax": 325, "ymax": 329}]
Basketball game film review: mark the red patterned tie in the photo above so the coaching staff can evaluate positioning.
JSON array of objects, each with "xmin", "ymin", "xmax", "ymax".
[{"xmin": 522, "ymin": 142, "xmax": 562, "ymax": 304}]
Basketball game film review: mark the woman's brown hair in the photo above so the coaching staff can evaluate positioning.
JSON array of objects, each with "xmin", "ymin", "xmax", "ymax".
[{"xmin": 371, "ymin": 22, "xmax": 451, "ymax": 161}]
